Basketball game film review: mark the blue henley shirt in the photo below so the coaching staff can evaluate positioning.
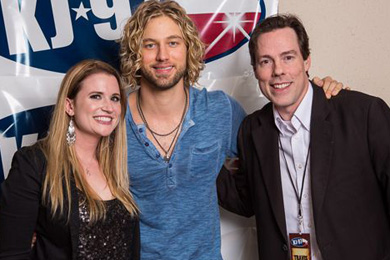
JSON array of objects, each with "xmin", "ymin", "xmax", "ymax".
[{"xmin": 126, "ymin": 86, "xmax": 246, "ymax": 259}]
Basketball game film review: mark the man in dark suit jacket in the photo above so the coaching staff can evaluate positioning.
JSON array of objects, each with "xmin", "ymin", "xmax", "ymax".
[{"xmin": 217, "ymin": 14, "xmax": 390, "ymax": 260}]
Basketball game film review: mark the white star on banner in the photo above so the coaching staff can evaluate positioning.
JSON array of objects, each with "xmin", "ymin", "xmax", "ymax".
[
  {"xmin": 206, "ymin": 12, "xmax": 253, "ymax": 54},
  {"xmin": 72, "ymin": 2, "xmax": 91, "ymax": 21}
]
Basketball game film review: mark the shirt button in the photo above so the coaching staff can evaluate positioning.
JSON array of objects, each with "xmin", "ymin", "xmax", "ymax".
[
  {"xmin": 282, "ymin": 244, "xmax": 288, "ymax": 251},
  {"xmin": 139, "ymin": 128, "xmax": 143, "ymax": 133},
  {"xmin": 297, "ymin": 163, "xmax": 303, "ymax": 169},
  {"xmin": 144, "ymin": 142, "xmax": 149, "ymax": 146},
  {"xmin": 303, "ymin": 193, "xmax": 308, "ymax": 198},
  {"xmin": 169, "ymin": 163, "xmax": 173, "ymax": 168},
  {"xmin": 156, "ymin": 154, "xmax": 160, "ymax": 158}
]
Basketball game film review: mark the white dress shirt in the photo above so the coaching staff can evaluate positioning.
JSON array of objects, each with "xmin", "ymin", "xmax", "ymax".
[{"xmin": 273, "ymin": 84, "xmax": 322, "ymax": 260}]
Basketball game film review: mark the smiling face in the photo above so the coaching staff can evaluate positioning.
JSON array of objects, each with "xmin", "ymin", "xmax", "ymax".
[
  {"xmin": 140, "ymin": 15, "xmax": 187, "ymax": 91},
  {"xmin": 65, "ymin": 72, "xmax": 121, "ymax": 144},
  {"xmin": 254, "ymin": 27, "xmax": 311, "ymax": 120}
]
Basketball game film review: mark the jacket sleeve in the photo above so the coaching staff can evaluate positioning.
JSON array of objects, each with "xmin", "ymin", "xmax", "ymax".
[
  {"xmin": 0, "ymin": 146, "xmax": 45, "ymax": 259},
  {"xmin": 217, "ymin": 119, "xmax": 255, "ymax": 218},
  {"xmin": 132, "ymin": 217, "xmax": 141, "ymax": 260},
  {"xmin": 367, "ymin": 97, "xmax": 390, "ymax": 218}
]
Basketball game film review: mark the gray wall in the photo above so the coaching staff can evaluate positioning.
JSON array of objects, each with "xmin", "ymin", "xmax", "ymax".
[{"xmin": 279, "ymin": 0, "xmax": 390, "ymax": 103}]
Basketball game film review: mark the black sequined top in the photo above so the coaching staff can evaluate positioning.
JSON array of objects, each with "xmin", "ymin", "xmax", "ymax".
[{"xmin": 77, "ymin": 191, "xmax": 137, "ymax": 260}]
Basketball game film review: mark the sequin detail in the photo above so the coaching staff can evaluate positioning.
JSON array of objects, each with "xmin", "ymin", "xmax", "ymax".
[{"xmin": 77, "ymin": 191, "xmax": 136, "ymax": 259}]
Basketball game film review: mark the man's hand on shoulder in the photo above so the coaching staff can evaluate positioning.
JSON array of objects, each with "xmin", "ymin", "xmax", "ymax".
[
  {"xmin": 224, "ymin": 157, "xmax": 240, "ymax": 175},
  {"xmin": 313, "ymin": 76, "xmax": 351, "ymax": 99}
]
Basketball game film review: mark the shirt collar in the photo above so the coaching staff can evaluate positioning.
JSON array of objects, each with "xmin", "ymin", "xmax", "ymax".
[{"xmin": 273, "ymin": 82, "xmax": 313, "ymax": 136}]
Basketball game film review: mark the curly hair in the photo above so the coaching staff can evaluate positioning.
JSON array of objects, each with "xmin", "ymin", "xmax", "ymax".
[{"xmin": 119, "ymin": 0, "xmax": 205, "ymax": 89}]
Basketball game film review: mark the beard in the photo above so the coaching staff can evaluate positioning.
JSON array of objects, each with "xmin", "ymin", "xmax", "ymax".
[{"xmin": 140, "ymin": 65, "xmax": 186, "ymax": 91}]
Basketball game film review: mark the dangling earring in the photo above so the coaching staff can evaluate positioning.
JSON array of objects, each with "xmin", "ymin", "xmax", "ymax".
[{"xmin": 66, "ymin": 117, "xmax": 76, "ymax": 145}]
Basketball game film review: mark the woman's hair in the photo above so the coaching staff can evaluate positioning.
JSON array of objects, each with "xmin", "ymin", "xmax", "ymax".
[
  {"xmin": 41, "ymin": 59, "xmax": 137, "ymax": 223},
  {"xmin": 119, "ymin": 0, "xmax": 205, "ymax": 89}
]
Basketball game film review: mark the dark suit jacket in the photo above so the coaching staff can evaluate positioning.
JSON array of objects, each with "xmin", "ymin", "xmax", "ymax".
[
  {"xmin": 218, "ymin": 84, "xmax": 390, "ymax": 260},
  {"xmin": 0, "ymin": 144, "xmax": 140, "ymax": 260}
]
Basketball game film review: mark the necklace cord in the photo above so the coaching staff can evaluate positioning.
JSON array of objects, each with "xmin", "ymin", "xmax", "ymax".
[
  {"xmin": 136, "ymin": 88, "xmax": 188, "ymax": 161},
  {"xmin": 278, "ymin": 134, "xmax": 311, "ymax": 217}
]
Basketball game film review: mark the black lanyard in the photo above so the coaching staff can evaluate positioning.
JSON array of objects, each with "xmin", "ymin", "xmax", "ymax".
[{"xmin": 278, "ymin": 133, "xmax": 310, "ymax": 233}]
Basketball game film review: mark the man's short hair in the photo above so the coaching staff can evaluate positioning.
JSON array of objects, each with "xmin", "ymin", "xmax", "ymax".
[
  {"xmin": 119, "ymin": 0, "xmax": 205, "ymax": 89},
  {"xmin": 249, "ymin": 14, "xmax": 310, "ymax": 68}
]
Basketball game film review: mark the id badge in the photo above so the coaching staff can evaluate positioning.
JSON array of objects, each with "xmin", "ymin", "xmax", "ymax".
[{"xmin": 289, "ymin": 233, "xmax": 311, "ymax": 260}]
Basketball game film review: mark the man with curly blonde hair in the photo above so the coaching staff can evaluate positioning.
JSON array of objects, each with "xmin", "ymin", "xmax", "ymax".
[
  {"xmin": 119, "ymin": 1, "xmax": 343, "ymax": 259},
  {"xmin": 119, "ymin": 1, "xmax": 246, "ymax": 259}
]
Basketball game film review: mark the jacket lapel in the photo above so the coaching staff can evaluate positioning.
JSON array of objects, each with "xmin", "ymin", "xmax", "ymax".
[
  {"xmin": 310, "ymin": 85, "xmax": 334, "ymax": 217},
  {"xmin": 252, "ymin": 105, "xmax": 288, "ymax": 241},
  {"xmin": 69, "ymin": 177, "xmax": 79, "ymax": 260}
]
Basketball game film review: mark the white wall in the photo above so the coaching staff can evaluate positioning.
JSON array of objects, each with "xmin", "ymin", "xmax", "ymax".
[{"xmin": 279, "ymin": 0, "xmax": 390, "ymax": 104}]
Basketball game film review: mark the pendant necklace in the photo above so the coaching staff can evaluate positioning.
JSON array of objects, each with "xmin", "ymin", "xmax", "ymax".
[{"xmin": 136, "ymin": 88, "xmax": 188, "ymax": 161}]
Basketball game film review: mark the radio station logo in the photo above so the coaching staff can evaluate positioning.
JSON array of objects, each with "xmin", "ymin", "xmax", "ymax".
[
  {"xmin": 290, "ymin": 237, "xmax": 309, "ymax": 248},
  {"xmin": 0, "ymin": 106, "xmax": 53, "ymax": 183},
  {"xmin": 0, "ymin": 0, "xmax": 265, "ymax": 182},
  {"xmin": 0, "ymin": 0, "xmax": 264, "ymax": 71}
]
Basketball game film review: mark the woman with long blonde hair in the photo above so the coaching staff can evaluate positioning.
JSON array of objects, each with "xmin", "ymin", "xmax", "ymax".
[{"xmin": 0, "ymin": 60, "xmax": 139, "ymax": 259}]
